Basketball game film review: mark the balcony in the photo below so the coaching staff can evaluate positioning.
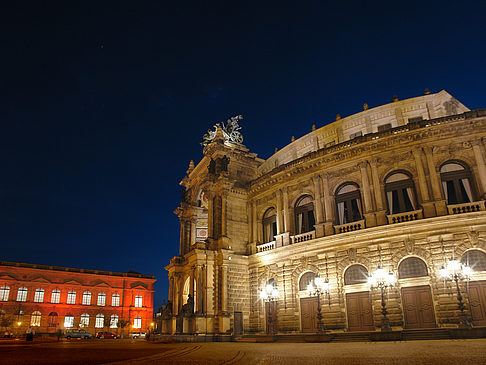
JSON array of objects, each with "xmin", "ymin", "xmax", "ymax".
[
  {"xmin": 447, "ymin": 201, "xmax": 486, "ymax": 214},
  {"xmin": 387, "ymin": 209, "xmax": 423, "ymax": 224},
  {"xmin": 292, "ymin": 231, "xmax": 315, "ymax": 244},
  {"xmin": 334, "ymin": 220, "xmax": 365, "ymax": 234},
  {"xmin": 257, "ymin": 241, "xmax": 275, "ymax": 253}
]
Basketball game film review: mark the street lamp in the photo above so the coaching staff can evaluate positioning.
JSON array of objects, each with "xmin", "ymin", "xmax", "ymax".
[
  {"xmin": 439, "ymin": 257, "xmax": 473, "ymax": 328},
  {"xmin": 307, "ymin": 276, "xmax": 330, "ymax": 334},
  {"xmin": 368, "ymin": 266, "xmax": 396, "ymax": 331},
  {"xmin": 260, "ymin": 283, "xmax": 279, "ymax": 335}
]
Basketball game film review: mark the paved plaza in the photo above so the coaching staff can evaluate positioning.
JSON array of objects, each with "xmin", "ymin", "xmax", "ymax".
[{"xmin": 0, "ymin": 338, "xmax": 485, "ymax": 364}]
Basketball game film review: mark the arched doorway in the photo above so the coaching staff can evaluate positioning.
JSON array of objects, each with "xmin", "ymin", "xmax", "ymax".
[
  {"xmin": 344, "ymin": 264, "xmax": 374, "ymax": 331},
  {"xmin": 47, "ymin": 312, "xmax": 58, "ymax": 333},
  {"xmin": 299, "ymin": 272, "xmax": 319, "ymax": 333},
  {"xmin": 398, "ymin": 257, "xmax": 437, "ymax": 329}
]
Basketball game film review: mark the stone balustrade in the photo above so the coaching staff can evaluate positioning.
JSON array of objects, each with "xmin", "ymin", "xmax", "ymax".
[
  {"xmin": 447, "ymin": 201, "xmax": 486, "ymax": 215},
  {"xmin": 387, "ymin": 209, "xmax": 423, "ymax": 224},
  {"xmin": 334, "ymin": 220, "xmax": 365, "ymax": 234},
  {"xmin": 292, "ymin": 231, "xmax": 315, "ymax": 244},
  {"xmin": 257, "ymin": 241, "xmax": 276, "ymax": 253}
]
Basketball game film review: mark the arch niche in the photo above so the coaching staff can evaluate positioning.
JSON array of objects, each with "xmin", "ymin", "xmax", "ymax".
[
  {"xmin": 343, "ymin": 265, "xmax": 374, "ymax": 332},
  {"xmin": 298, "ymin": 272, "xmax": 319, "ymax": 333}
]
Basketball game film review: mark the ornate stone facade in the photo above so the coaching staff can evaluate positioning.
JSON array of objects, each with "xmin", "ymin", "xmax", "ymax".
[{"xmin": 165, "ymin": 90, "xmax": 486, "ymax": 336}]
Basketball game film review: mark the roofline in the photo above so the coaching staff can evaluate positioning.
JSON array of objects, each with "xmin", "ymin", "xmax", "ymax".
[{"xmin": 0, "ymin": 261, "xmax": 156, "ymax": 280}]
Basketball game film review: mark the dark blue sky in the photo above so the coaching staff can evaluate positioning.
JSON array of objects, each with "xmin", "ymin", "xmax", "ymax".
[{"xmin": 1, "ymin": 1, "xmax": 485, "ymax": 308}]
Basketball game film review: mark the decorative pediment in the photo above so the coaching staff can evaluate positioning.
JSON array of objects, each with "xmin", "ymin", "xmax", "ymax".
[
  {"xmin": 0, "ymin": 273, "xmax": 17, "ymax": 281},
  {"xmin": 92, "ymin": 280, "xmax": 112, "ymax": 288},
  {"xmin": 130, "ymin": 281, "xmax": 148, "ymax": 290},
  {"xmin": 63, "ymin": 279, "xmax": 83, "ymax": 286},
  {"xmin": 31, "ymin": 276, "xmax": 51, "ymax": 283}
]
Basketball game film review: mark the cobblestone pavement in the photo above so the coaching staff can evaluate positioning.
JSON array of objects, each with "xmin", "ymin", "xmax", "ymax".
[{"xmin": 1, "ymin": 338, "xmax": 486, "ymax": 364}]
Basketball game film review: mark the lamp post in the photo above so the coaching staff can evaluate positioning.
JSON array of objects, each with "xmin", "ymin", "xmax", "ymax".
[
  {"xmin": 368, "ymin": 267, "xmax": 396, "ymax": 331},
  {"xmin": 439, "ymin": 257, "xmax": 473, "ymax": 328},
  {"xmin": 307, "ymin": 276, "xmax": 330, "ymax": 334},
  {"xmin": 260, "ymin": 284, "xmax": 279, "ymax": 335}
]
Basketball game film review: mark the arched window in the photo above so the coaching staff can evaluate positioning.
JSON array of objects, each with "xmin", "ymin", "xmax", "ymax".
[
  {"xmin": 398, "ymin": 257, "xmax": 428, "ymax": 279},
  {"xmin": 16, "ymin": 287, "xmax": 28, "ymax": 302},
  {"xmin": 34, "ymin": 288, "xmax": 45, "ymax": 303},
  {"xmin": 30, "ymin": 311, "xmax": 41, "ymax": 327},
  {"xmin": 440, "ymin": 162, "xmax": 474, "ymax": 204},
  {"xmin": 47, "ymin": 312, "xmax": 58, "ymax": 327},
  {"xmin": 111, "ymin": 293, "xmax": 120, "ymax": 307},
  {"xmin": 133, "ymin": 315, "xmax": 142, "ymax": 329},
  {"xmin": 80, "ymin": 313, "xmax": 90, "ymax": 327},
  {"xmin": 385, "ymin": 172, "xmax": 417, "ymax": 214},
  {"xmin": 97, "ymin": 292, "xmax": 106, "ymax": 306},
  {"xmin": 135, "ymin": 295, "xmax": 143, "ymax": 308},
  {"xmin": 95, "ymin": 314, "xmax": 104, "ymax": 328},
  {"xmin": 299, "ymin": 272, "xmax": 317, "ymax": 291},
  {"xmin": 344, "ymin": 265, "xmax": 369, "ymax": 285},
  {"xmin": 335, "ymin": 184, "xmax": 362, "ymax": 224},
  {"xmin": 67, "ymin": 291, "xmax": 76, "ymax": 304},
  {"xmin": 64, "ymin": 314, "xmax": 74, "ymax": 328},
  {"xmin": 51, "ymin": 289, "xmax": 61, "ymax": 304},
  {"xmin": 461, "ymin": 250, "xmax": 486, "ymax": 272},
  {"xmin": 0, "ymin": 286, "xmax": 10, "ymax": 301},
  {"xmin": 82, "ymin": 291, "xmax": 91, "ymax": 305},
  {"xmin": 294, "ymin": 195, "xmax": 315, "ymax": 234},
  {"xmin": 110, "ymin": 314, "xmax": 119, "ymax": 328},
  {"xmin": 263, "ymin": 208, "xmax": 277, "ymax": 243}
]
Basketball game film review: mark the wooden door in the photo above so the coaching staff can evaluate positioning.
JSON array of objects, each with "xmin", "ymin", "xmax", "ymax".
[
  {"xmin": 346, "ymin": 292, "xmax": 374, "ymax": 331},
  {"xmin": 265, "ymin": 301, "xmax": 277, "ymax": 334},
  {"xmin": 300, "ymin": 296, "xmax": 318, "ymax": 333},
  {"xmin": 468, "ymin": 280, "xmax": 486, "ymax": 326},
  {"xmin": 401, "ymin": 285, "xmax": 437, "ymax": 329},
  {"xmin": 234, "ymin": 311, "xmax": 243, "ymax": 336}
]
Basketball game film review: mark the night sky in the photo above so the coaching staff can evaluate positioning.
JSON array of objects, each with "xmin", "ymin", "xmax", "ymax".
[{"xmin": 1, "ymin": 1, "xmax": 485, "ymax": 309}]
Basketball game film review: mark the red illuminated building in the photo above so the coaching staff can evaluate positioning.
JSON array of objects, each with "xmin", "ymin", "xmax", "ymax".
[{"xmin": 0, "ymin": 261, "xmax": 155, "ymax": 336}]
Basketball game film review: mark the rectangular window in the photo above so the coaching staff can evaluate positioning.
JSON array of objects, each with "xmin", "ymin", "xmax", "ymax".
[
  {"xmin": 0, "ymin": 287, "xmax": 10, "ymax": 301},
  {"xmin": 67, "ymin": 291, "xmax": 76, "ymax": 304},
  {"xmin": 97, "ymin": 293, "xmax": 106, "ymax": 306},
  {"xmin": 134, "ymin": 295, "xmax": 143, "ymax": 308},
  {"xmin": 51, "ymin": 290, "xmax": 60, "ymax": 304},
  {"xmin": 112, "ymin": 294, "xmax": 120, "ymax": 307},
  {"xmin": 64, "ymin": 316, "xmax": 74, "ymax": 328},
  {"xmin": 82, "ymin": 292, "xmax": 91, "ymax": 305},
  {"xmin": 34, "ymin": 289, "xmax": 44, "ymax": 303},
  {"xmin": 377, "ymin": 123, "xmax": 392, "ymax": 132},
  {"xmin": 95, "ymin": 315, "xmax": 104, "ymax": 328},
  {"xmin": 133, "ymin": 317, "xmax": 142, "ymax": 329},
  {"xmin": 349, "ymin": 131, "xmax": 362, "ymax": 140},
  {"xmin": 16, "ymin": 288, "xmax": 28, "ymax": 302}
]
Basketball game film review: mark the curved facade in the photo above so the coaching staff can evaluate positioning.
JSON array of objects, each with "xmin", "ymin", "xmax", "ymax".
[{"xmin": 165, "ymin": 90, "xmax": 486, "ymax": 336}]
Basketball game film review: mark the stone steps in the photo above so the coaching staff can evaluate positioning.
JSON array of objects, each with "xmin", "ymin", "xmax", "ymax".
[{"xmin": 402, "ymin": 328, "xmax": 451, "ymax": 341}]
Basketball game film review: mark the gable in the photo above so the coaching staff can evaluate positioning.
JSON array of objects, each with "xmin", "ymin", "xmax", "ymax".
[
  {"xmin": 130, "ymin": 281, "xmax": 148, "ymax": 290},
  {"xmin": 31, "ymin": 276, "xmax": 52, "ymax": 283},
  {"xmin": 63, "ymin": 279, "xmax": 83, "ymax": 286},
  {"xmin": 92, "ymin": 280, "xmax": 112, "ymax": 288},
  {"xmin": 0, "ymin": 272, "xmax": 18, "ymax": 281}
]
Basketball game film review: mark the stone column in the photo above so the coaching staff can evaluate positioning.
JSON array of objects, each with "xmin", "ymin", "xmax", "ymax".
[
  {"xmin": 359, "ymin": 162, "xmax": 376, "ymax": 227},
  {"xmin": 283, "ymin": 187, "xmax": 290, "ymax": 232},
  {"xmin": 179, "ymin": 220, "xmax": 185, "ymax": 255},
  {"xmin": 207, "ymin": 195, "xmax": 214, "ymax": 239},
  {"xmin": 369, "ymin": 159, "xmax": 387, "ymax": 225},
  {"xmin": 312, "ymin": 175, "xmax": 325, "ymax": 237},
  {"xmin": 321, "ymin": 174, "xmax": 334, "ymax": 235},
  {"xmin": 276, "ymin": 190, "xmax": 283, "ymax": 234},
  {"xmin": 472, "ymin": 140, "xmax": 486, "ymax": 198},
  {"xmin": 423, "ymin": 146, "xmax": 447, "ymax": 216},
  {"xmin": 252, "ymin": 202, "xmax": 258, "ymax": 242},
  {"xmin": 412, "ymin": 149, "xmax": 435, "ymax": 218},
  {"xmin": 221, "ymin": 263, "xmax": 228, "ymax": 313}
]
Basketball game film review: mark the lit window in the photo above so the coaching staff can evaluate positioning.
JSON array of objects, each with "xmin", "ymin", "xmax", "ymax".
[
  {"xmin": 64, "ymin": 315, "xmax": 74, "ymax": 328},
  {"xmin": 294, "ymin": 195, "xmax": 315, "ymax": 234},
  {"xmin": 51, "ymin": 289, "xmax": 61, "ymax": 304},
  {"xmin": 82, "ymin": 291, "xmax": 91, "ymax": 305},
  {"xmin": 385, "ymin": 172, "xmax": 416, "ymax": 214},
  {"xmin": 299, "ymin": 272, "xmax": 317, "ymax": 291},
  {"xmin": 398, "ymin": 257, "xmax": 428, "ymax": 279},
  {"xmin": 262, "ymin": 208, "xmax": 277, "ymax": 243},
  {"xmin": 335, "ymin": 184, "xmax": 363, "ymax": 225},
  {"xmin": 67, "ymin": 291, "xmax": 76, "ymax": 304},
  {"xmin": 461, "ymin": 250, "xmax": 486, "ymax": 272},
  {"xmin": 30, "ymin": 311, "xmax": 41, "ymax": 327},
  {"xmin": 0, "ymin": 286, "xmax": 10, "ymax": 301},
  {"xmin": 33, "ymin": 288, "xmax": 45, "ymax": 303},
  {"xmin": 134, "ymin": 295, "xmax": 143, "ymax": 308},
  {"xmin": 95, "ymin": 314, "xmax": 104, "ymax": 328},
  {"xmin": 440, "ymin": 162, "xmax": 474, "ymax": 204},
  {"xmin": 110, "ymin": 314, "xmax": 118, "ymax": 328},
  {"xmin": 16, "ymin": 287, "xmax": 28, "ymax": 302},
  {"xmin": 111, "ymin": 293, "xmax": 120, "ymax": 307},
  {"xmin": 344, "ymin": 265, "xmax": 369, "ymax": 285},
  {"xmin": 133, "ymin": 315, "xmax": 142, "ymax": 329},
  {"xmin": 80, "ymin": 313, "xmax": 90, "ymax": 328},
  {"xmin": 97, "ymin": 293, "xmax": 106, "ymax": 306}
]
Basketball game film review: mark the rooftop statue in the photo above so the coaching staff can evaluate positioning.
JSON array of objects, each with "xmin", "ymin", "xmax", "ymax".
[{"xmin": 201, "ymin": 115, "xmax": 244, "ymax": 147}]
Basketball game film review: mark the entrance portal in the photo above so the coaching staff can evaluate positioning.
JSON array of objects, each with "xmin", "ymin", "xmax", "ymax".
[
  {"xmin": 346, "ymin": 291, "xmax": 374, "ymax": 331},
  {"xmin": 300, "ymin": 296, "xmax": 318, "ymax": 333},
  {"xmin": 401, "ymin": 285, "xmax": 437, "ymax": 329},
  {"xmin": 468, "ymin": 280, "xmax": 486, "ymax": 326}
]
